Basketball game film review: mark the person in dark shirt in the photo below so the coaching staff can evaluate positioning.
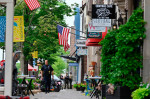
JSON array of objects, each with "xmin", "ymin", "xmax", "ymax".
[
  {"xmin": 41, "ymin": 60, "xmax": 54, "ymax": 94},
  {"xmin": 64, "ymin": 73, "xmax": 69, "ymax": 89}
]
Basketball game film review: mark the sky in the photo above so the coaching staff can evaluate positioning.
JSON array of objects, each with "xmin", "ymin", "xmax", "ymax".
[
  {"xmin": 65, "ymin": 0, "xmax": 82, "ymax": 45},
  {"xmin": 65, "ymin": 0, "xmax": 82, "ymax": 26}
]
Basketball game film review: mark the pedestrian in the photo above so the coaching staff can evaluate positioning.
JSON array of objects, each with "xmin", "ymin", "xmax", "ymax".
[
  {"xmin": 69, "ymin": 72, "xmax": 73, "ymax": 89},
  {"xmin": 64, "ymin": 72, "xmax": 69, "ymax": 89},
  {"xmin": 41, "ymin": 60, "xmax": 54, "ymax": 94},
  {"xmin": 60, "ymin": 74, "xmax": 63, "ymax": 80}
]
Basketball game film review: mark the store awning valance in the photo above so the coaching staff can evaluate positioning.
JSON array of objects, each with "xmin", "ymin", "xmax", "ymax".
[{"xmin": 28, "ymin": 64, "xmax": 37, "ymax": 71}]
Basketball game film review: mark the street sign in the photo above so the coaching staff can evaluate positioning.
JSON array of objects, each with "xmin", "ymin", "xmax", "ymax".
[
  {"xmin": 92, "ymin": 19, "xmax": 111, "ymax": 27},
  {"xmin": 76, "ymin": 39, "xmax": 86, "ymax": 47},
  {"xmin": 92, "ymin": 4, "xmax": 116, "ymax": 19},
  {"xmin": 88, "ymin": 21, "xmax": 106, "ymax": 32},
  {"xmin": 87, "ymin": 32, "xmax": 102, "ymax": 38},
  {"xmin": 77, "ymin": 49, "xmax": 87, "ymax": 55}
]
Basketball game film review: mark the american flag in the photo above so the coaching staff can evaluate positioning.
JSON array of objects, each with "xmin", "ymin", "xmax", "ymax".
[
  {"xmin": 57, "ymin": 25, "xmax": 70, "ymax": 52},
  {"xmin": 24, "ymin": 0, "xmax": 41, "ymax": 11}
]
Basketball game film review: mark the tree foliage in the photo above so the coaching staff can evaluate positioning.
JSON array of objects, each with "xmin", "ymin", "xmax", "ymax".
[
  {"xmin": 52, "ymin": 56, "xmax": 67, "ymax": 77},
  {"xmin": 0, "ymin": 0, "xmax": 77, "ymax": 64},
  {"xmin": 100, "ymin": 8, "xmax": 146, "ymax": 89}
]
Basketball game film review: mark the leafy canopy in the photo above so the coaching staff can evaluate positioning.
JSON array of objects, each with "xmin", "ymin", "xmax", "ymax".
[{"xmin": 100, "ymin": 8, "xmax": 146, "ymax": 89}]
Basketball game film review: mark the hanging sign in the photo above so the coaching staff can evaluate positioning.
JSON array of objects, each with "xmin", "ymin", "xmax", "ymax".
[
  {"xmin": 77, "ymin": 49, "xmax": 87, "ymax": 55},
  {"xmin": 92, "ymin": 19, "xmax": 111, "ymax": 27},
  {"xmin": 88, "ymin": 21, "xmax": 106, "ymax": 32},
  {"xmin": 87, "ymin": 32, "xmax": 102, "ymax": 38},
  {"xmin": 0, "ymin": 16, "xmax": 25, "ymax": 42},
  {"xmin": 0, "ymin": 16, "xmax": 6, "ymax": 42},
  {"xmin": 92, "ymin": 4, "xmax": 116, "ymax": 19},
  {"xmin": 68, "ymin": 63, "xmax": 79, "ymax": 66},
  {"xmin": 32, "ymin": 51, "xmax": 38, "ymax": 58},
  {"xmin": 13, "ymin": 16, "xmax": 25, "ymax": 42},
  {"xmin": 76, "ymin": 39, "xmax": 86, "ymax": 47}
]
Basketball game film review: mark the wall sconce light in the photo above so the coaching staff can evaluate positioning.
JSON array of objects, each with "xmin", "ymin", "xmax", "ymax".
[
  {"xmin": 112, "ymin": 20, "xmax": 117, "ymax": 30},
  {"xmin": 112, "ymin": 9, "xmax": 128, "ymax": 30}
]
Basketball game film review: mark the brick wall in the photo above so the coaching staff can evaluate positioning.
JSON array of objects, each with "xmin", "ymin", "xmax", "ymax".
[{"xmin": 70, "ymin": 26, "xmax": 76, "ymax": 56}]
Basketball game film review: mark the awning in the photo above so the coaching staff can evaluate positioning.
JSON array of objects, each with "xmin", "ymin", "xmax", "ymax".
[
  {"xmin": 28, "ymin": 64, "xmax": 37, "ymax": 71},
  {"xmin": 86, "ymin": 27, "xmax": 107, "ymax": 46},
  {"xmin": 60, "ymin": 55, "xmax": 76, "ymax": 61}
]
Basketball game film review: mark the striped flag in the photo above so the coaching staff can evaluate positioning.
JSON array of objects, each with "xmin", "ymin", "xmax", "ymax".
[
  {"xmin": 24, "ymin": 0, "xmax": 41, "ymax": 11},
  {"xmin": 57, "ymin": 25, "xmax": 70, "ymax": 52}
]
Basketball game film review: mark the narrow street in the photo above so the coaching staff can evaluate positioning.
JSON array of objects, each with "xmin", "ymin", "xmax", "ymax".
[{"xmin": 30, "ymin": 89, "xmax": 91, "ymax": 99}]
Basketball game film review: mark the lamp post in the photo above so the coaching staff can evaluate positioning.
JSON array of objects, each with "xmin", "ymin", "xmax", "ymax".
[{"xmin": 0, "ymin": 0, "xmax": 14, "ymax": 96}]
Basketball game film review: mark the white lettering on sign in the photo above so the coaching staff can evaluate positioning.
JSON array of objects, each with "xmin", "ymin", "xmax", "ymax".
[
  {"xmin": 88, "ymin": 21, "xmax": 106, "ymax": 32},
  {"xmin": 95, "ymin": 5, "xmax": 113, "ymax": 8},
  {"xmin": 92, "ymin": 19, "xmax": 111, "ymax": 27},
  {"xmin": 76, "ymin": 39, "xmax": 87, "ymax": 47},
  {"xmin": 77, "ymin": 49, "xmax": 87, "ymax": 56}
]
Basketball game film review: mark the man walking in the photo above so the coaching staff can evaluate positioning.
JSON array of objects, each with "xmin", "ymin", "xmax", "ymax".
[{"xmin": 41, "ymin": 60, "xmax": 54, "ymax": 94}]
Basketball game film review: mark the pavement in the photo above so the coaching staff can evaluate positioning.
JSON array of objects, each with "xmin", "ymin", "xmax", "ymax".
[{"xmin": 30, "ymin": 89, "xmax": 92, "ymax": 99}]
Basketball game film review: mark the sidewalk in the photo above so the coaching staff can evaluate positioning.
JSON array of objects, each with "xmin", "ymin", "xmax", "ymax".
[{"xmin": 30, "ymin": 89, "xmax": 91, "ymax": 99}]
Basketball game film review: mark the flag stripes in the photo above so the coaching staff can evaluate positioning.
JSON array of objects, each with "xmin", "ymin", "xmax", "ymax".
[
  {"xmin": 57, "ymin": 25, "xmax": 70, "ymax": 52},
  {"xmin": 24, "ymin": 0, "xmax": 41, "ymax": 11}
]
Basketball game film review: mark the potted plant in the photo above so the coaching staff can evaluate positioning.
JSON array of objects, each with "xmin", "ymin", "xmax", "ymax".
[
  {"xmin": 131, "ymin": 83, "xmax": 150, "ymax": 99},
  {"xmin": 73, "ymin": 83, "xmax": 81, "ymax": 91},
  {"xmin": 100, "ymin": 8, "xmax": 146, "ymax": 99},
  {"xmin": 80, "ymin": 83, "xmax": 86, "ymax": 92},
  {"xmin": 76, "ymin": 84, "xmax": 81, "ymax": 91},
  {"xmin": 132, "ymin": 88, "xmax": 150, "ymax": 99},
  {"xmin": 73, "ymin": 84, "xmax": 77, "ymax": 88}
]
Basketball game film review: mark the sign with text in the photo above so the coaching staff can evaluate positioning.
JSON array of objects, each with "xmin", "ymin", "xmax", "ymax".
[
  {"xmin": 0, "ymin": 16, "xmax": 25, "ymax": 42},
  {"xmin": 87, "ymin": 32, "xmax": 102, "ymax": 38},
  {"xmin": 92, "ymin": 19, "xmax": 111, "ymax": 27},
  {"xmin": 77, "ymin": 49, "xmax": 87, "ymax": 56},
  {"xmin": 92, "ymin": 4, "xmax": 116, "ymax": 19},
  {"xmin": 13, "ymin": 16, "xmax": 25, "ymax": 42},
  {"xmin": 88, "ymin": 21, "xmax": 106, "ymax": 32},
  {"xmin": 68, "ymin": 63, "xmax": 79, "ymax": 66},
  {"xmin": 0, "ymin": 16, "xmax": 6, "ymax": 42},
  {"xmin": 76, "ymin": 39, "xmax": 86, "ymax": 47}
]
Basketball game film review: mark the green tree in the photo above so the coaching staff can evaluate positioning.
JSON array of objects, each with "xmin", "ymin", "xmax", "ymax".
[
  {"xmin": 52, "ymin": 56, "xmax": 67, "ymax": 77},
  {"xmin": 100, "ymin": 8, "xmax": 146, "ymax": 89},
  {"xmin": 0, "ymin": 0, "xmax": 77, "ymax": 74}
]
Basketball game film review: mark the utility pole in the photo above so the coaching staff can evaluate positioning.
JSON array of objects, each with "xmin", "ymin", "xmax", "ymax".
[{"xmin": 0, "ymin": 0, "xmax": 14, "ymax": 96}]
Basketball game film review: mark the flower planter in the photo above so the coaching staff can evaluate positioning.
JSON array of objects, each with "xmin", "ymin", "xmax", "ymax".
[
  {"xmin": 101, "ymin": 84, "xmax": 106, "ymax": 99},
  {"xmin": 106, "ymin": 86, "xmax": 132, "ymax": 99},
  {"xmin": 80, "ymin": 87, "xmax": 85, "ymax": 93},
  {"xmin": 76, "ymin": 87, "xmax": 80, "ymax": 91}
]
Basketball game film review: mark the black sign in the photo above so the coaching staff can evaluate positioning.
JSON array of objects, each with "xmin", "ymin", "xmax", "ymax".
[
  {"xmin": 92, "ymin": 5, "xmax": 116, "ymax": 19},
  {"xmin": 87, "ymin": 32, "xmax": 102, "ymax": 38}
]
